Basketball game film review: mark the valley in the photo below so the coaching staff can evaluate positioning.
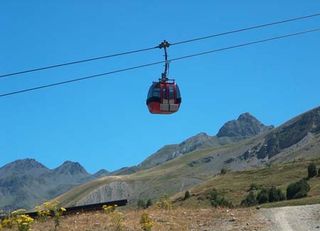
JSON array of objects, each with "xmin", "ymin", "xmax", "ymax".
[{"xmin": 1, "ymin": 106, "xmax": 320, "ymax": 231}]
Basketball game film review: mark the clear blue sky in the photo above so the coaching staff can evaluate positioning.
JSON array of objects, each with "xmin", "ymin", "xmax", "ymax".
[{"xmin": 0, "ymin": 1, "xmax": 319, "ymax": 173}]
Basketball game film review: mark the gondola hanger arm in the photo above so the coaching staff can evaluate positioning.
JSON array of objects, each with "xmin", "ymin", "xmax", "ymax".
[{"xmin": 158, "ymin": 40, "xmax": 171, "ymax": 81}]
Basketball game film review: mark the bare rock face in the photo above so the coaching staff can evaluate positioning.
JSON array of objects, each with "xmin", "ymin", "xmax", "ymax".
[
  {"xmin": 243, "ymin": 106, "xmax": 320, "ymax": 160},
  {"xmin": 217, "ymin": 113, "xmax": 273, "ymax": 138},
  {"xmin": 76, "ymin": 181, "xmax": 132, "ymax": 206}
]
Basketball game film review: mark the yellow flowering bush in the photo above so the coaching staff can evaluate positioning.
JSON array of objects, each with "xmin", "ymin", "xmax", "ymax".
[
  {"xmin": 102, "ymin": 204, "xmax": 117, "ymax": 214},
  {"xmin": 110, "ymin": 211, "xmax": 125, "ymax": 231},
  {"xmin": 38, "ymin": 201, "xmax": 66, "ymax": 230},
  {"xmin": 1, "ymin": 217, "xmax": 14, "ymax": 229},
  {"xmin": 156, "ymin": 195, "xmax": 172, "ymax": 210},
  {"xmin": 15, "ymin": 214, "xmax": 34, "ymax": 231},
  {"xmin": 1, "ymin": 209, "xmax": 33, "ymax": 231},
  {"xmin": 35, "ymin": 203, "xmax": 51, "ymax": 222},
  {"xmin": 140, "ymin": 212, "xmax": 153, "ymax": 231},
  {"xmin": 102, "ymin": 204, "xmax": 125, "ymax": 230}
]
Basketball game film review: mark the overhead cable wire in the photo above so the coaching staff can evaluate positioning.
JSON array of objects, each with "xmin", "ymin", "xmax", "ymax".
[
  {"xmin": 170, "ymin": 28, "xmax": 320, "ymax": 61},
  {"xmin": 0, "ymin": 46, "xmax": 158, "ymax": 79},
  {"xmin": 0, "ymin": 27, "xmax": 319, "ymax": 98},
  {"xmin": 1, "ymin": 12, "xmax": 320, "ymax": 79},
  {"xmin": 170, "ymin": 12, "xmax": 320, "ymax": 46}
]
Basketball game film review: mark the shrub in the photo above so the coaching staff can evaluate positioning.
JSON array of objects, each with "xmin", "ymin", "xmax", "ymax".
[
  {"xmin": 103, "ymin": 204, "xmax": 117, "ymax": 214},
  {"xmin": 3, "ymin": 209, "xmax": 34, "ymax": 231},
  {"xmin": 248, "ymin": 183, "xmax": 260, "ymax": 191},
  {"xmin": 318, "ymin": 168, "xmax": 320, "ymax": 177},
  {"xmin": 257, "ymin": 189, "xmax": 269, "ymax": 204},
  {"xmin": 209, "ymin": 189, "xmax": 233, "ymax": 208},
  {"xmin": 35, "ymin": 204, "xmax": 51, "ymax": 222},
  {"xmin": 137, "ymin": 199, "xmax": 146, "ymax": 209},
  {"xmin": 286, "ymin": 179, "xmax": 310, "ymax": 200},
  {"xmin": 146, "ymin": 199, "xmax": 153, "ymax": 208},
  {"xmin": 268, "ymin": 186, "xmax": 286, "ymax": 202},
  {"xmin": 308, "ymin": 163, "xmax": 317, "ymax": 179},
  {"xmin": 241, "ymin": 191, "xmax": 258, "ymax": 206},
  {"xmin": 15, "ymin": 214, "xmax": 34, "ymax": 231},
  {"xmin": 1, "ymin": 217, "xmax": 14, "ymax": 229},
  {"xmin": 110, "ymin": 211, "xmax": 125, "ymax": 231},
  {"xmin": 42, "ymin": 201, "xmax": 66, "ymax": 230},
  {"xmin": 184, "ymin": 191, "xmax": 191, "ymax": 200},
  {"xmin": 140, "ymin": 212, "xmax": 153, "ymax": 231},
  {"xmin": 156, "ymin": 195, "xmax": 172, "ymax": 210},
  {"xmin": 220, "ymin": 168, "xmax": 227, "ymax": 175},
  {"xmin": 277, "ymin": 188, "xmax": 286, "ymax": 201}
]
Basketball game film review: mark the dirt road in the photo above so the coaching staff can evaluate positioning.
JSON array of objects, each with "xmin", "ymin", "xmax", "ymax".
[{"xmin": 260, "ymin": 204, "xmax": 320, "ymax": 231}]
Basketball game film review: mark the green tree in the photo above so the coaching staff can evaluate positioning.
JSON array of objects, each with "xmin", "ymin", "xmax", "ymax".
[
  {"xmin": 241, "ymin": 191, "xmax": 258, "ymax": 206},
  {"xmin": 220, "ymin": 168, "xmax": 227, "ymax": 175},
  {"xmin": 268, "ymin": 186, "xmax": 286, "ymax": 202},
  {"xmin": 146, "ymin": 199, "xmax": 152, "ymax": 208},
  {"xmin": 184, "ymin": 191, "xmax": 191, "ymax": 200},
  {"xmin": 308, "ymin": 163, "xmax": 317, "ymax": 179},
  {"xmin": 287, "ymin": 179, "xmax": 310, "ymax": 200},
  {"xmin": 277, "ymin": 188, "xmax": 286, "ymax": 201},
  {"xmin": 209, "ymin": 189, "xmax": 233, "ymax": 208},
  {"xmin": 257, "ymin": 188, "xmax": 269, "ymax": 204}
]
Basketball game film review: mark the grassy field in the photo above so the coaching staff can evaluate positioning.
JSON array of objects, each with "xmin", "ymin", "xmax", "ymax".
[
  {"xmin": 9, "ymin": 207, "xmax": 265, "ymax": 231},
  {"xmin": 173, "ymin": 158, "xmax": 320, "ymax": 208}
]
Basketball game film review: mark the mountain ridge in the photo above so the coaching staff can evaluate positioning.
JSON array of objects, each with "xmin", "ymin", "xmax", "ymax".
[
  {"xmin": 129, "ymin": 112, "xmax": 272, "ymax": 172},
  {"xmin": 0, "ymin": 159, "xmax": 110, "ymax": 210},
  {"xmin": 54, "ymin": 106, "xmax": 320, "ymax": 207},
  {"xmin": 2, "ymin": 107, "xmax": 320, "ymax": 210}
]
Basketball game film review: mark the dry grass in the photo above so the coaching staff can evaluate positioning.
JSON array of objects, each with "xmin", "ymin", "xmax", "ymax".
[{"xmin": 10, "ymin": 207, "xmax": 267, "ymax": 231}]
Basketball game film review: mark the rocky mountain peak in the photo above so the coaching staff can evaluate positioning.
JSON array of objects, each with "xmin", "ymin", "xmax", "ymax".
[
  {"xmin": 180, "ymin": 132, "xmax": 210, "ymax": 144},
  {"xmin": 54, "ymin": 161, "xmax": 88, "ymax": 175},
  {"xmin": 93, "ymin": 169, "xmax": 110, "ymax": 178},
  {"xmin": 0, "ymin": 158, "xmax": 47, "ymax": 172},
  {"xmin": 217, "ymin": 113, "xmax": 272, "ymax": 138},
  {"xmin": 238, "ymin": 112, "xmax": 257, "ymax": 121}
]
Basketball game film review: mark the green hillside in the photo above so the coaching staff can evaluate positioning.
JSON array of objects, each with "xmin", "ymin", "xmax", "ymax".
[
  {"xmin": 173, "ymin": 158, "xmax": 320, "ymax": 208},
  {"xmin": 55, "ymin": 106, "xmax": 320, "ymax": 208}
]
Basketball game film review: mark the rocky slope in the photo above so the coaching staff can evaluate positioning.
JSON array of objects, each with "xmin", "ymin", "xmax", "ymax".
[
  {"xmin": 55, "ymin": 106, "xmax": 320, "ymax": 207},
  {"xmin": 120, "ymin": 113, "xmax": 272, "ymax": 173},
  {"xmin": 238, "ymin": 107, "xmax": 320, "ymax": 163}
]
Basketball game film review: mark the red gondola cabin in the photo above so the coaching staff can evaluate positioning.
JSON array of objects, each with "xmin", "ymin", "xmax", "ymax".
[{"xmin": 146, "ymin": 80, "xmax": 181, "ymax": 114}]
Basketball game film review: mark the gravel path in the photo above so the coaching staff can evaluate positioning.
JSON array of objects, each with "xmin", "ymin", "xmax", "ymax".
[{"xmin": 260, "ymin": 204, "xmax": 320, "ymax": 231}]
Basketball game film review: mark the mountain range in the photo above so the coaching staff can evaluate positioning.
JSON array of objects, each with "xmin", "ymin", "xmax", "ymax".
[
  {"xmin": 1, "ymin": 106, "xmax": 320, "ymax": 210},
  {"xmin": 53, "ymin": 106, "xmax": 320, "ymax": 207},
  {"xmin": 0, "ymin": 160, "xmax": 108, "ymax": 210}
]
